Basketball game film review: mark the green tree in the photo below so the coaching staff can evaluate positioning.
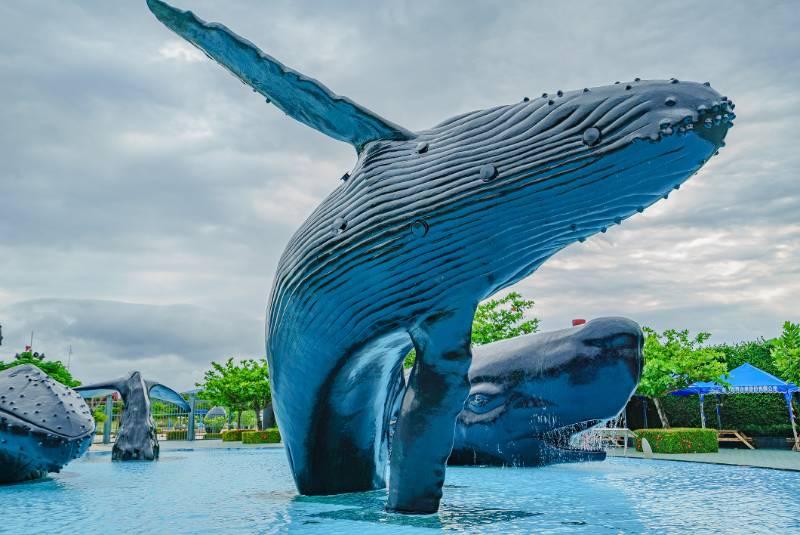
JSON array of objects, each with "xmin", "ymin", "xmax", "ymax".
[
  {"xmin": 200, "ymin": 358, "xmax": 251, "ymax": 428},
  {"xmin": 771, "ymin": 321, "xmax": 800, "ymax": 386},
  {"xmin": 404, "ymin": 292, "xmax": 540, "ymax": 368},
  {"xmin": 240, "ymin": 359, "xmax": 271, "ymax": 430},
  {"xmin": 636, "ymin": 328, "xmax": 728, "ymax": 428},
  {"xmin": 0, "ymin": 350, "xmax": 80, "ymax": 387},
  {"xmin": 199, "ymin": 358, "xmax": 272, "ymax": 430}
]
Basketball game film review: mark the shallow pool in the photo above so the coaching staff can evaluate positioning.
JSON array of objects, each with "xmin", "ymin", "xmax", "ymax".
[{"xmin": 2, "ymin": 447, "xmax": 798, "ymax": 534}]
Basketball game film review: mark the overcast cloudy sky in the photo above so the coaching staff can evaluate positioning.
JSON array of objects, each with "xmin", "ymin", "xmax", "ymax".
[{"xmin": 1, "ymin": 1, "xmax": 798, "ymax": 390}]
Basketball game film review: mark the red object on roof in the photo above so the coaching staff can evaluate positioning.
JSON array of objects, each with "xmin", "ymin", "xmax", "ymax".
[{"xmin": 572, "ymin": 319, "xmax": 586, "ymax": 326}]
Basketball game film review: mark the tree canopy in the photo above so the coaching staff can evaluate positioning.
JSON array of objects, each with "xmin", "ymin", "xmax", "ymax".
[
  {"xmin": 404, "ymin": 292, "xmax": 539, "ymax": 368},
  {"xmin": 636, "ymin": 327, "xmax": 728, "ymax": 428},
  {"xmin": 771, "ymin": 321, "xmax": 800, "ymax": 386},
  {"xmin": 198, "ymin": 357, "xmax": 271, "ymax": 430},
  {"xmin": 0, "ymin": 350, "xmax": 80, "ymax": 387}
]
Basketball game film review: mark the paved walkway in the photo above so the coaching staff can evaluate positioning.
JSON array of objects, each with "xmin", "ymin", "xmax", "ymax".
[
  {"xmin": 607, "ymin": 446, "xmax": 800, "ymax": 471},
  {"xmin": 89, "ymin": 439, "xmax": 283, "ymax": 453}
]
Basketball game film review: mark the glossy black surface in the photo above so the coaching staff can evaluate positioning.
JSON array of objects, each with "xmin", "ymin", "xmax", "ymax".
[
  {"xmin": 146, "ymin": 0, "xmax": 732, "ymax": 513},
  {"xmin": 75, "ymin": 371, "xmax": 189, "ymax": 461},
  {"xmin": 0, "ymin": 364, "xmax": 94, "ymax": 483}
]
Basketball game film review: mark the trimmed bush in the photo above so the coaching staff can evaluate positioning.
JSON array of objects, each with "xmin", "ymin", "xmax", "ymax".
[
  {"xmin": 203, "ymin": 433, "xmax": 222, "ymax": 440},
  {"xmin": 635, "ymin": 428, "xmax": 718, "ymax": 453},
  {"xmin": 165, "ymin": 430, "xmax": 187, "ymax": 440},
  {"xmin": 242, "ymin": 428, "xmax": 281, "ymax": 444},
  {"xmin": 221, "ymin": 429, "xmax": 243, "ymax": 442}
]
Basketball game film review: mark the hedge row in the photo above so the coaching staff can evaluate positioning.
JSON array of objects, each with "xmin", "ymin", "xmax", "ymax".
[
  {"xmin": 627, "ymin": 340, "xmax": 798, "ymax": 436},
  {"xmin": 203, "ymin": 433, "xmax": 222, "ymax": 440},
  {"xmin": 635, "ymin": 428, "xmax": 718, "ymax": 453},
  {"xmin": 164, "ymin": 430, "xmax": 186, "ymax": 440},
  {"xmin": 242, "ymin": 428, "xmax": 281, "ymax": 444},
  {"xmin": 221, "ymin": 430, "xmax": 243, "ymax": 442}
]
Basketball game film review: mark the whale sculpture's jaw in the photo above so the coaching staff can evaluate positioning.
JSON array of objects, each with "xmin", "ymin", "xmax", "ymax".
[
  {"xmin": 146, "ymin": 0, "xmax": 733, "ymax": 514},
  {"xmin": 0, "ymin": 365, "xmax": 94, "ymax": 483}
]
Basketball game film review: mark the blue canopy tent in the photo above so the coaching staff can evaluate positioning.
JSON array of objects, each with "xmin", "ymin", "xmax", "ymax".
[{"xmin": 672, "ymin": 363, "xmax": 799, "ymax": 450}]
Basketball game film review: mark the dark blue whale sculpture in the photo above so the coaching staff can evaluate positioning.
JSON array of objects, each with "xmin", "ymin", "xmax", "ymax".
[
  {"xmin": 147, "ymin": 0, "xmax": 734, "ymax": 513},
  {"xmin": 448, "ymin": 317, "xmax": 642, "ymax": 467},
  {"xmin": 75, "ymin": 371, "xmax": 189, "ymax": 461},
  {"xmin": 0, "ymin": 364, "xmax": 94, "ymax": 483}
]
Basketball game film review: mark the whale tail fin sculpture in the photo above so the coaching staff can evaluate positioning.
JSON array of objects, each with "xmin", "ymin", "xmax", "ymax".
[
  {"xmin": 75, "ymin": 372, "xmax": 189, "ymax": 460},
  {"xmin": 76, "ymin": 378, "xmax": 190, "ymax": 411},
  {"xmin": 146, "ymin": 0, "xmax": 414, "ymax": 152}
]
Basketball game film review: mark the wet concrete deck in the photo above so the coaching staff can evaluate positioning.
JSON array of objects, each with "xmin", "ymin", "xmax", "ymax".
[{"xmin": 607, "ymin": 447, "xmax": 800, "ymax": 471}]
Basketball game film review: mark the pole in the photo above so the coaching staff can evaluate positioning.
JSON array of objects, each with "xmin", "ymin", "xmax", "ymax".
[
  {"xmin": 187, "ymin": 394, "xmax": 196, "ymax": 441},
  {"xmin": 103, "ymin": 394, "xmax": 113, "ymax": 444},
  {"xmin": 786, "ymin": 392, "xmax": 798, "ymax": 452},
  {"xmin": 715, "ymin": 395, "xmax": 722, "ymax": 429},
  {"xmin": 699, "ymin": 394, "xmax": 706, "ymax": 429},
  {"xmin": 642, "ymin": 398, "xmax": 648, "ymax": 428}
]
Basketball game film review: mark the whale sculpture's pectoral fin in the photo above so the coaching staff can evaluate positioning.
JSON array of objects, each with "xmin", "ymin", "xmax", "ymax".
[
  {"xmin": 388, "ymin": 307, "xmax": 476, "ymax": 514},
  {"xmin": 74, "ymin": 380, "xmax": 124, "ymax": 399},
  {"xmin": 146, "ymin": 381, "xmax": 191, "ymax": 412},
  {"xmin": 147, "ymin": 0, "xmax": 414, "ymax": 152}
]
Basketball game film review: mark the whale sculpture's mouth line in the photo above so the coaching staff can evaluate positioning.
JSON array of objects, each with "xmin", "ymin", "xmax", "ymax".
[
  {"xmin": 0, "ymin": 409, "xmax": 81, "ymax": 441},
  {"xmin": 537, "ymin": 419, "xmax": 604, "ymax": 453}
]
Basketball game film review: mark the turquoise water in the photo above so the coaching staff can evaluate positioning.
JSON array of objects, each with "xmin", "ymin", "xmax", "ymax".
[{"xmin": 2, "ymin": 447, "xmax": 798, "ymax": 534}]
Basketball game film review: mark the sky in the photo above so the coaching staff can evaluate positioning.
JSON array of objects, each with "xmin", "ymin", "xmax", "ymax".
[{"xmin": 1, "ymin": 1, "xmax": 798, "ymax": 391}]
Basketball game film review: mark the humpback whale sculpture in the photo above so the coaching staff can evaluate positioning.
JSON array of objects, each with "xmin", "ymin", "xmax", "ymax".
[
  {"xmin": 146, "ymin": 0, "xmax": 734, "ymax": 513},
  {"xmin": 447, "ymin": 317, "xmax": 642, "ymax": 467},
  {"xmin": 0, "ymin": 365, "xmax": 94, "ymax": 483},
  {"xmin": 75, "ymin": 371, "xmax": 189, "ymax": 461}
]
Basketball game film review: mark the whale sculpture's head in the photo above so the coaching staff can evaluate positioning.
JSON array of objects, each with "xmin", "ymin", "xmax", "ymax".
[
  {"xmin": 0, "ymin": 364, "xmax": 94, "ymax": 482},
  {"xmin": 449, "ymin": 318, "xmax": 642, "ymax": 467},
  {"xmin": 402, "ymin": 80, "xmax": 734, "ymax": 292}
]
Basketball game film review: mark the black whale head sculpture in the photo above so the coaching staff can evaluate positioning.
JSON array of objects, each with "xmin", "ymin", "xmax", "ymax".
[
  {"xmin": 146, "ymin": 0, "xmax": 733, "ymax": 513},
  {"xmin": 449, "ymin": 317, "xmax": 642, "ymax": 467},
  {"xmin": 0, "ymin": 364, "xmax": 94, "ymax": 483},
  {"xmin": 75, "ymin": 371, "xmax": 189, "ymax": 461}
]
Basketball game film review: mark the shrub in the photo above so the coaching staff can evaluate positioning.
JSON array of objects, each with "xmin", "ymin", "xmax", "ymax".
[
  {"xmin": 203, "ymin": 433, "xmax": 222, "ymax": 440},
  {"xmin": 165, "ymin": 430, "xmax": 187, "ymax": 440},
  {"xmin": 204, "ymin": 416, "xmax": 227, "ymax": 434},
  {"xmin": 92, "ymin": 408, "xmax": 108, "ymax": 425},
  {"xmin": 221, "ymin": 429, "xmax": 243, "ymax": 442},
  {"xmin": 242, "ymin": 428, "xmax": 281, "ymax": 444},
  {"xmin": 635, "ymin": 428, "xmax": 718, "ymax": 453}
]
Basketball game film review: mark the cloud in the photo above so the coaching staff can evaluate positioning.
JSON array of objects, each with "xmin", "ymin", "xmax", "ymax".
[{"xmin": 0, "ymin": 0, "xmax": 798, "ymax": 389}]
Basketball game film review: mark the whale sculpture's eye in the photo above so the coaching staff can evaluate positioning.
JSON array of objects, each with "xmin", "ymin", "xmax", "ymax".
[
  {"xmin": 466, "ymin": 393, "xmax": 500, "ymax": 414},
  {"xmin": 582, "ymin": 127, "xmax": 601, "ymax": 146}
]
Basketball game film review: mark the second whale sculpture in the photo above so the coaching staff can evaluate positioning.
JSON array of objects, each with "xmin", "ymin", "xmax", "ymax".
[
  {"xmin": 147, "ymin": 0, "xmax": 734, "ymax": 513},
  {"xmin": 0, "ymin": 364, "xmax": 94, "ymax": 483},
  {"xmin": 448, "ymin": 317, "xmax": 642, "ymax": 467},
  {"xmin": 75, "ymin": 371, "xmax": 189, "ymax": 461}
]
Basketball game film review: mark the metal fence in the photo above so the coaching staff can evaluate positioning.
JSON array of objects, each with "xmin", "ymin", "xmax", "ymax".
[{"xmin": 93, "ymin": 395, "xmax": 219, "ymax": 443}]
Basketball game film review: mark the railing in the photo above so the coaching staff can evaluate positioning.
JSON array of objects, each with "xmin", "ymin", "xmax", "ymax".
[{"xmin": 95, "ymin": 395, "xmax": 218, "ymax": 443}]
